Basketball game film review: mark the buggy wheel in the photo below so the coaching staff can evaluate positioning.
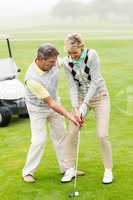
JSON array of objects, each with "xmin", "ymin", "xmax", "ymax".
[
  {"xmin": 19, "ymin": 113, "xmax": 29, "ymax": 118},
  {"xmin": 0, "ymin": 108, "xmax": 12, "ymax": 127}
]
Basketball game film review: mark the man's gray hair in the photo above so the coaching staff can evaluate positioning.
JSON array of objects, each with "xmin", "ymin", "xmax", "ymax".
[{"xmin": 37, "ymin": 43, "xmax": 59, "ymax": 60}]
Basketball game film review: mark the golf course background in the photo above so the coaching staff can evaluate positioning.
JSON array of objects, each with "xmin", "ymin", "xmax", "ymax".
[{"xmin": 0, "ymin": 29, "xmax": 133, "ymax": 200}]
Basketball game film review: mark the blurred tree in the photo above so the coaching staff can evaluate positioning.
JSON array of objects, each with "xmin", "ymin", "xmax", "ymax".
[
  {"xmin": 51, "ymin": 0, "xmax": 88, "ymax": 20},
  {"xmin": 89, "ymin": 0, "xmax": 117, "ymax": 21},
  {"xmin": 51, "ymin": 0, "xmax": 133, "ymax": 23},
  {"xmin": 117, "ymin": 0, "xmax": 133, "ymax": 23}
]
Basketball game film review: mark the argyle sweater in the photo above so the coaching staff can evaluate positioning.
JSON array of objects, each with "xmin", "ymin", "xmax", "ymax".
[{"xmin": 63, "ymin": 49, "xmax": 107, "ymax": 108}]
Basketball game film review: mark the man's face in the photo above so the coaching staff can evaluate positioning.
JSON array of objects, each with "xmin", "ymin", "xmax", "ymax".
[{"xmin": 39, "ymin": 56, "xmax": 57, "ymax": 71}]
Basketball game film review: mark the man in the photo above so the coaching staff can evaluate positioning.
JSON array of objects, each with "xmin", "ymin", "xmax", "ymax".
[{"xmin": 22, "ymin": 43, "xmax": 82, "ymax": 183}]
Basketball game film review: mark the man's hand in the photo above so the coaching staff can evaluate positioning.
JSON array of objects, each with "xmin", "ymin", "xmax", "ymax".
[
  {"xmin": 44, "ymin": 96, "xmax": 83, "ymax": 127},
  {"xmin": 74, "ymin": 107, "xmax": 84, "ymax": 127},
  {"xmin": 69, "ymin": 114, "xmax": 81, "ymax": 127}
]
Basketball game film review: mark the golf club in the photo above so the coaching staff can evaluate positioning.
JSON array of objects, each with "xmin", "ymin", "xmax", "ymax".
[{"xmin": 68, "ymin": 130, "xmax": 80, "ymax": 198}]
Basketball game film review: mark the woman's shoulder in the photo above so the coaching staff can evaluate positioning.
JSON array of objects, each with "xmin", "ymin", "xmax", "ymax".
[
  {"xmin": 88, "ymin": 49, "xmax": 98, "ymax": 56},
  {"xmin": 87, "ymin": 49, "xmax": 99, "ymax": 61}
]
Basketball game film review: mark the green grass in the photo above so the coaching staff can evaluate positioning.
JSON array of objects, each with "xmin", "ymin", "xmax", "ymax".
[{"xmin": 0, "ymin": 33, "xmax": 133, "ymax": 200}]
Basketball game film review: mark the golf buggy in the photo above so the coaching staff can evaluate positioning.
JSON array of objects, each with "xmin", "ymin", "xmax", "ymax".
[{"xmin": 0, "ymin": 35, "xmax": 28, "ymax": 127}]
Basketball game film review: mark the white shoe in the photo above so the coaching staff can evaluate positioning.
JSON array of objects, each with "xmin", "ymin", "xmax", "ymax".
[
  {"xmin": 61, "ymin": 168, "xmax": 75, "ymax": 183},
  {"xmin": 103, "ymin": 169, "xmax": 113, "ymax": 184},
  {"xmin": 23, "ymin": 174, "xmax": 36, "ymax": 183}
]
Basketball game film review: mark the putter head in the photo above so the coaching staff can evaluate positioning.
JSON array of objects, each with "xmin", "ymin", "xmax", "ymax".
[{"xmin": 69, "ymin": 191, "xmax": 79, "ymax": 198}]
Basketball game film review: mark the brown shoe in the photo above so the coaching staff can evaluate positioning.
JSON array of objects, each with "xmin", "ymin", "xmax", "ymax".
[
  {"xmin": 61, "ymin": 170, "xmax": 85, "ymax": 176},
  {"xmin": 76, "ymin": 170, "xmax": 85, "ymax": 176},
  {"xmin": 23, "ymin": 174, "xmax": 36, "ymax": 183}
]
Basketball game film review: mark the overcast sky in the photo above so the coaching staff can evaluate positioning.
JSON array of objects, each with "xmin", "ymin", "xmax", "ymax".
[
  {"xmin": 0, "ymin": 0, "xmax": 92, "ymax": 18},
  {"xmin": 0, "ymin": 0, "xmax": 128, "ymax": 30},
  {"xmin": 0, "ymin": 0, "xmax": 128, "ymax": 18},
  {"xmin": 0, "ymin": 0, "xmax": 55, "ymax": 17}
]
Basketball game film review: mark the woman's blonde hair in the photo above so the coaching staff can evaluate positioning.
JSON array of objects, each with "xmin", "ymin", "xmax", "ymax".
[{"xmin": 64, "ymin": 33, "xmax": 84, "ymax": 51}]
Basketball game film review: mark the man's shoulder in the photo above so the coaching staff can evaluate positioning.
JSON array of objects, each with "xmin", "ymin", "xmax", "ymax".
[
  {"xmin": 28, "ymin": 61, "xmax": 36, "ymax": 69},
  {"xmin": 25, "ymin": 62, "xmax": 39, "ymax": 81},
  {"xmin": 63, "ymin": 56, "xmax": 69, "ymax": 63},
  {"xmin": 63, "ymin": 56, "xmax": 72, "ymax": 70},
  {"xmin": 26, "ymin": 62, "xmax": 36, "ymax": 73}
]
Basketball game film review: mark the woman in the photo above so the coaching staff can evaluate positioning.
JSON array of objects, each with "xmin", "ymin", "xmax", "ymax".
[{"xmin": 61, "ymin": 33, "xmax": 113, "ymax": 184}]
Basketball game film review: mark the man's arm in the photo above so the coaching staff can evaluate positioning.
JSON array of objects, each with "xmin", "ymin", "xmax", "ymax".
[
  {"xmin": 26, "ymin": 79, "xmax": 81, "ymax": 126},
  {"xmin": 43, "ymin": 96, "xmax": 81, "ymax": 126},
  {"xmin": 26, "ymin": 79, "xmax": 50, "ymax": 99}
]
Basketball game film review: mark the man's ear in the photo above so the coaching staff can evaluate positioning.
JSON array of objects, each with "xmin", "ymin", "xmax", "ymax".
[{"xmin": 57, "ymin": 57, "xmax": 62, "ymax": 68}]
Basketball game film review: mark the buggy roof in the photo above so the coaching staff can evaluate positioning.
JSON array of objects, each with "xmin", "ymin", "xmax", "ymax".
[
  {"xmin": 0, "ymin": 34, "xmax": 10, "ymax": 40},
  {"xmin": 0, "ymin": 58, "xmax": 18, "ymax": 81}
]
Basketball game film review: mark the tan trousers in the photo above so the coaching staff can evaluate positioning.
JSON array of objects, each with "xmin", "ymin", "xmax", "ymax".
[{"xmin": 63, "ymin": 92, "xmax": 113, "ymax": 170}]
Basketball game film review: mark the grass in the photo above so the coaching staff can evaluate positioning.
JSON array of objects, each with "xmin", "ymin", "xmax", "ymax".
[{"xmin": 0, "ymin": 32, "xmax": 133, "ymax": 200}]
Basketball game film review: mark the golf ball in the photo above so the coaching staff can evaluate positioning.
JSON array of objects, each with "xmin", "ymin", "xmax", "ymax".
[
  {"xmin": 75, "ymin": 191, "xmax": 79, "ymax": 196},
  {"xmin": 69, "ymin": 191, "xmax": 80, "ymax": 198}
]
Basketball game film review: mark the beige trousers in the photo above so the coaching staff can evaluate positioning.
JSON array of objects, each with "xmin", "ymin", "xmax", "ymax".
[
  {"xmin": 63, "ymin": 92, "xmax": 113, "ymax": 170},
  {"xmin": 22, "ymin": 104, "xmax": 67, "ymax": 177}
]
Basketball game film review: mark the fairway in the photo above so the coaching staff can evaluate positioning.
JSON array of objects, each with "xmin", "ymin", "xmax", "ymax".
[{"xmin": 0, "ymin": 32, "xmax": 133, "ymax": 200}]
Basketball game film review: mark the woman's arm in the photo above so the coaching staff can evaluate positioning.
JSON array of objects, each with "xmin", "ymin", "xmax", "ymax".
[
  {"xmin": 84, "ymin": 50, "xmax": 102, "ymax": 104},
  {"xmin": 80, "ymin": 50, "xmax": 103, "ymax": 117},
  {"xmin": 64, "ymin": 60, "xmax": 79, "ymax": 109}
]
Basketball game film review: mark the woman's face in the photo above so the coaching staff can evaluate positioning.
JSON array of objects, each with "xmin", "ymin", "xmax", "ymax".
[{"xmin": 67, "ymin": 47, "xmax": 82, "ymax": 60}]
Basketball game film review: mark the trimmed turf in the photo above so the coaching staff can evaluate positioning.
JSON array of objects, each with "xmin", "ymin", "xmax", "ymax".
[{"xmin": 0, "ymin": 34, "xmax": 133, "ymax": 200}]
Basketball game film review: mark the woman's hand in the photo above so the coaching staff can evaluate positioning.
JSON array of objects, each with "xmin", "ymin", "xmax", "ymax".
[{"xmin": 79, "ymin": 103, "xmax": 88, "ymax": 118}]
